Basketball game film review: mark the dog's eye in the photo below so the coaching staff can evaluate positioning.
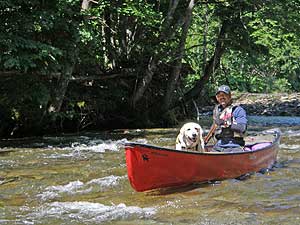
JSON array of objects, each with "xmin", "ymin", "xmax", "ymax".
[
  {"xmin": 195, "ymin": 128, "xmax": 199, "ymax": 131},
  {"xmin": 187, "ymin": 128, "xmax": 191, "ymax": 131}
]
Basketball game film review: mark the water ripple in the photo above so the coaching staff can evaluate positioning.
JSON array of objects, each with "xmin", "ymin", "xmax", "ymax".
[
  {"xmin": 38, "ymin": 175, "xmax": 126, "ymax": 201},
  {"xmin": 27, "ymin": 201, "xmax": 156, "ymax": 224}
]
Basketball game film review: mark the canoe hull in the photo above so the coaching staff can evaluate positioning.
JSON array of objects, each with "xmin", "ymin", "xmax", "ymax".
[{"xmin": 125, "ymin": 130, "xmax": 280, "ymax": 192}]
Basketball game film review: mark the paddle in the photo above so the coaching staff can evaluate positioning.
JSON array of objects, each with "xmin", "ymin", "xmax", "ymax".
[{"xmin": 204, "ymin": 123, "xmax": 217, "ymax": 145}]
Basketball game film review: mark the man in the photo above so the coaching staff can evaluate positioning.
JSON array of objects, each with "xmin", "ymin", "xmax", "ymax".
[{"xmin": 209, "ymin": 85, "xmax": 247, "ymax": 152}]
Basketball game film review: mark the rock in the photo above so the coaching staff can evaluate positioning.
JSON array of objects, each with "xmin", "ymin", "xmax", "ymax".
[
  {"xmin": 200, "ymin": 92, "xmax": 300, "ymax": 116},
  {"xmin": 235, "ymin": 92, "xmax": 300, "ymax": 116}
]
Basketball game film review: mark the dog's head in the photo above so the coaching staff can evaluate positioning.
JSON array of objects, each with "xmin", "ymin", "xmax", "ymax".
[{"xmin": 179, "ymin": 122, "xmax": 203, "ymax": 148}]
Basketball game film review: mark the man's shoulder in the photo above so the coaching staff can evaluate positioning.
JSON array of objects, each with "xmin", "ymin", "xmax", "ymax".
[{"xmin": 233, "ymin": 105, "xmax": 246, "ymax": 115}]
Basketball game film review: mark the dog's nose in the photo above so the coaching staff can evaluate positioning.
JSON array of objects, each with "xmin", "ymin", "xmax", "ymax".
[{"xmin": 192, "ymin": 133, "xmax": 197, "ymax": 137}]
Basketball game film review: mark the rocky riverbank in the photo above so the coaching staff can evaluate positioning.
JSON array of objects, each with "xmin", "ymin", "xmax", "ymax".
[
  {"xmin": 236, "ymin": 92, "xmax": 300, "ymax": 116},
  {"xmin": 200, "ymin": 92, "xmax": 300, "ymax": 116}
]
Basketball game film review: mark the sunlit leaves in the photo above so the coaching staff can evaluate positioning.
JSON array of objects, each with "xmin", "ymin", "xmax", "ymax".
[
  {"xmin": 248, "ymin": 4, "xmax": 300, "ymax": 87},
  {"xmin": 77, "ymin": 101, "xmax": 86, "ymax": 109},
  {"xmin": 185, "ymin": 0, "xmax": 300, "ymax": 93},
  {"xmin": 0, "ymin": 0, "xmax": 81, "ymax": 72}
]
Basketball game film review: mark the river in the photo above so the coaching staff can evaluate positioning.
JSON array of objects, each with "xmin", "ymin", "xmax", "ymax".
[{"xmin": 1, "ymin": 116, "xmax": 300, "ymax": 224}]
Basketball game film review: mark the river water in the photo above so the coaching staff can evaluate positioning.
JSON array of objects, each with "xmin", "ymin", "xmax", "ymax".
[{"xmin": 0, "ymin": 116, "xmax": 300, "ymax": 225}]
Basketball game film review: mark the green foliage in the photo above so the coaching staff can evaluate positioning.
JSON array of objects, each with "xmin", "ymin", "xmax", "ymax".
[
  {"xmin": 273, "ymin": 78, "xmax": 292, "ymax": 93},
  {"xmin": 77, "ymin": 101, "xmax": 85, "ymax": 109},
  {"xmin": 0, "ymin": 74, "xmax": 50, "ymax": 133},
  {"xmin": 245, "ymin": 0, "xmax": 300, "ymax": 91},
  {"xmin": 184, "ymin": 5, "xmax": 219, "ymax": 91},
  {"xmin": 184, "ymin": 0, "xmax": 300, "ymax": 93},
  {"xmin": 1, "ymin": 0, "xmax": 300, "ymax": 135},
  {"xmin": 0, "ymin": 35, "xmax": 62, "ymax": 72},
  {"xmin": 0, "ymin": 0, "xmax": 82, "ymax": 73}
]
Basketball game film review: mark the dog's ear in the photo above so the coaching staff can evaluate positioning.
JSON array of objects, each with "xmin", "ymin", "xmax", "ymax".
[
  {"xmin": 196, "ymin": 126, "xmax": 203, "ymax": 136},
  {"xmin": 179, "ymin": 125, "xmax": 186, "ymax": 135}
]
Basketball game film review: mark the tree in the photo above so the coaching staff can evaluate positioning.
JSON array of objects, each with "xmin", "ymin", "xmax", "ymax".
[
  {"xmin": 1, "ymin": 0, "xmax": 300, "ymax": 136},
  {"xmin": 0, "ymin": 0, "xmax": 82, "ymax": 134}
]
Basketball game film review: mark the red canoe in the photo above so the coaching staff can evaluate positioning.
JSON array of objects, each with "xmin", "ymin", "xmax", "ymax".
[{"xmin": 125, "ymin": 129, "xmax": 281, "ymax": 192}]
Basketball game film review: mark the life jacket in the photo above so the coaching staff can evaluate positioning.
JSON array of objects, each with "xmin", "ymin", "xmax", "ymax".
[{"xmin": 213, "ymin": 104, "xmax": 245, "ymax": 145}]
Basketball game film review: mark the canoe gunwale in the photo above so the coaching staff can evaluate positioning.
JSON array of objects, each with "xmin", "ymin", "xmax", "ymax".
[{"xmin": 125, "ymin": 129, "xmax": 280, "ymax": 155}]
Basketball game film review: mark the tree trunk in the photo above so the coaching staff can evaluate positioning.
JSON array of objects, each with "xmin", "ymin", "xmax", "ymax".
[
  {"xmin": 81, "ymin": 0, "xmax": 98, "ymax": 11},
  {"xmin": 47, "ymin": 47, "xmax": 77, "ymax": 113},
  {"xmin": 131, "ymin": 0, "xmax": 180, "ymax": 108},
  {"xmin": 202, "ymin": 4, "xmax": 209, "ymax": 74},
  {"xmin": 162, "ymin": 0, "xmax": 195, "ymax": 111},
  {"xmin": 47, "ymin": 63, "xmax": 75, "ymax": 113},
  {"xmin": 103, "ymin": 10, "xmax": 117, "ymax": 69},
  {"xmin": 168, "ymin": 19, "xmax": 229, "ymax": 110}
]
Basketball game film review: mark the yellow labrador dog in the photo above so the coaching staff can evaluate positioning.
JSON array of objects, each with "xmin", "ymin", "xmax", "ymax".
[{"xmin": 176, "ymin": 122, "xmax": 205, "ymax": 152}]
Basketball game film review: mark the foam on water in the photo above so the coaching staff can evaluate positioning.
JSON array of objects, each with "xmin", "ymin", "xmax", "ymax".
[
  {"xmin": 87, "ymin": 175, "xmax": 127, "ymax": 187},
  {"xmin": 61, "ymin": 138, "xmax": 129, "ymax": 152},
  {"xmin": 46, "ymin": 152, "xmax": 81, "ymax": 159},
  {"xmin": 280, "ymin": 143, "xmax": 300, "ymax": 150},
  {"xmin": 38, "ymin": 180, "xmax": 85, "ymax": 200},
  {"xmin": 43, "ymin": 138, "xmax": 132, "ymax": 159},
  {"xmin": 38, "ymin": 175, "xmax": 125, "ymax": 201},
  {"xmin": 28, "ymin": 201, "xmax": 156, "ymax": 223},
  {"xmin": 284, "ymin": 129, "xmax": 300, "ymax": 137}
]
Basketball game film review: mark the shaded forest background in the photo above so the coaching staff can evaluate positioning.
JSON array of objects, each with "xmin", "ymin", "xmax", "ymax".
[{"xmin": 0, "ymin": 0, "xmax": 299, "ymax": 137}]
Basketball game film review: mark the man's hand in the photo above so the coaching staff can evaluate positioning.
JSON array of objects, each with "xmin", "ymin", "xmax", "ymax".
[
  {"xmin": 221, "ymin": 121, "xmax": 230, "ymax": 128},
  {"xmin": 215, "ymin": 118, "xmax": 230, "ymax": 128},
  {"xmin": 215, "ymin": 118, "xmax": 225, "ymax": 126}
]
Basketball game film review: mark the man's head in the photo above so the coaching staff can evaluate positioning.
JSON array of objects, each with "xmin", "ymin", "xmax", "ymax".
[{"xmin": 215, "ymin": 85, "xmax": 232, "ymax": 108}]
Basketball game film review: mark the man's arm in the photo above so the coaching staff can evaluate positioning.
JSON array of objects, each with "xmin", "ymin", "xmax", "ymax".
[
  {"xmin": 231, "ymin": 106, "xmax": 247, "ymax": 133},
  {"xmin": 204, "ymin": 123, "xmax": 218, "ymax": 145}
]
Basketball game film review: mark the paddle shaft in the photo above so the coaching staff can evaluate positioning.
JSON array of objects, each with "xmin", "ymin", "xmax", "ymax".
[{"xmin": 204, "ymin": 123, "xmax": 218, "ymax": 145}]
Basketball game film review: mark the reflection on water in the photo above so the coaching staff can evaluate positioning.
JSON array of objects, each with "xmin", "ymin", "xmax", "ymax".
[{"xmin": 0, "ymin": 116, "xmax": 300, "ymax": 224}]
